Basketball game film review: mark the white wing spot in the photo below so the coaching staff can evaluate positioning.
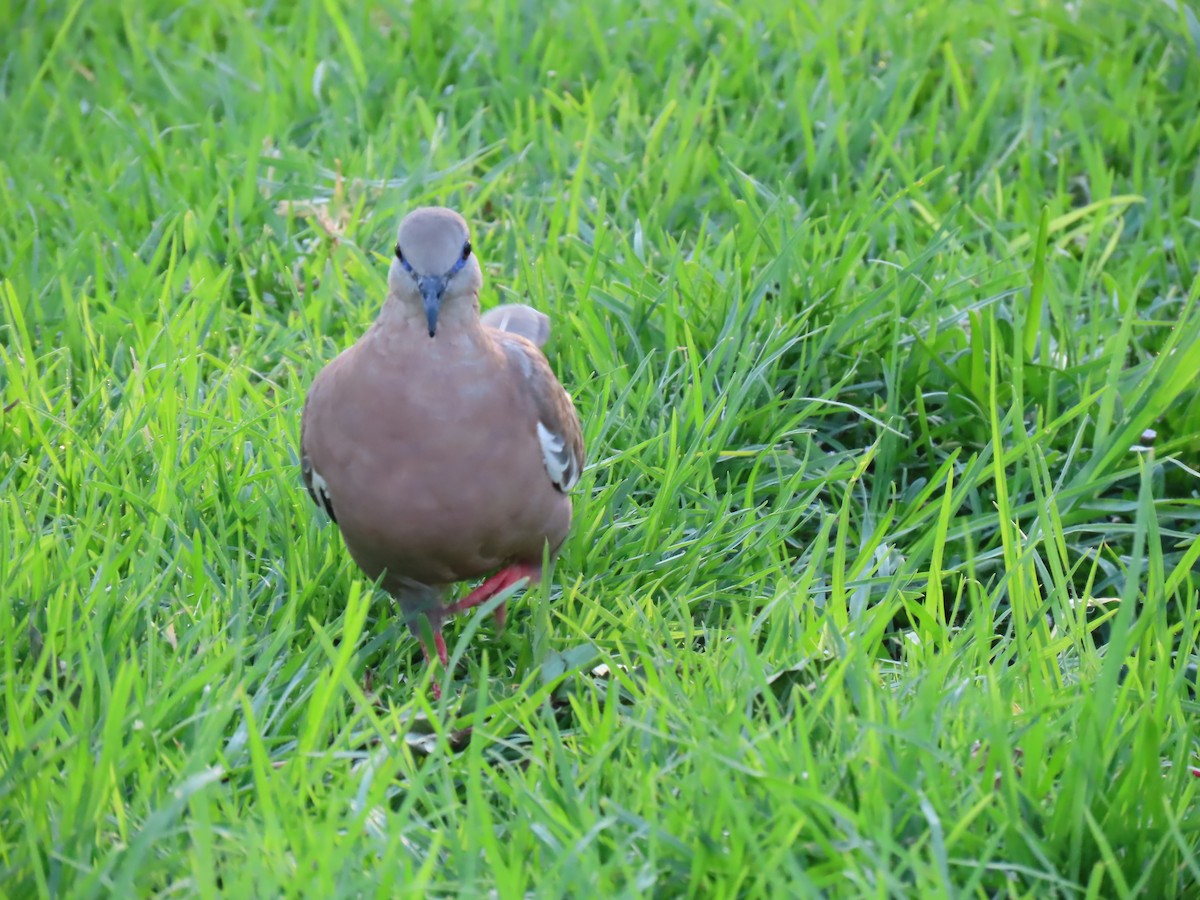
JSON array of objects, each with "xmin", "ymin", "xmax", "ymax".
[
  {"xmin": 310, "ymin": 466, "xmax": 336, "ymax": 518},
  {"xmin": 311, "ymin": 467, "xmax": 329, "ymax": 496},
  {"xmin": 537, "ymin": 421, "xmax": 565, "ymax": 453},
  {"xmin": 537, "ymin": 420, "xmax": 576, "ymax": 491}
]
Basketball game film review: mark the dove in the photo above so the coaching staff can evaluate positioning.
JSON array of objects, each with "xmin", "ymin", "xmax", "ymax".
[{"xmin": 300, "ymin": 207, "xmax": 584, "ymax": 697}]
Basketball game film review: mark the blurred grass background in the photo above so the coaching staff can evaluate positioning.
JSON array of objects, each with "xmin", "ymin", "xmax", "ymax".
[{"xmin": 2, "ymin": 0, "xmax": 1200, "ymax": 895}]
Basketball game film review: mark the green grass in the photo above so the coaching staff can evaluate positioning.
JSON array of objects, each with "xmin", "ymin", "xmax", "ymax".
[{"xmin": 2, "ymin": 0, "xmax": 1200, "ymax": 895}]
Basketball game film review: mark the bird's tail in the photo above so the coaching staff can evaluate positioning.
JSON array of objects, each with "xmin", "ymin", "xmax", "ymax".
[{"xmin": 481, "ymin": 303, "xmax": 551, "ymax": 348}]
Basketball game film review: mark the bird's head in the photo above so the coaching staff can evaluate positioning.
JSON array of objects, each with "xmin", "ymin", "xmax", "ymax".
[{"xmin": 387, "ymin": 207, "xmax": 482, "ymax": 338}]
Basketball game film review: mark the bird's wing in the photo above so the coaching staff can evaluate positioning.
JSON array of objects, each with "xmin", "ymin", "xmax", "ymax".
[
  {"xmin": 300, "ymin": 378, "xmax": 338, "ymax": 523},
  {"xmin": 494, "ymin": 332, "xmax": 585, "ymax": 494}
]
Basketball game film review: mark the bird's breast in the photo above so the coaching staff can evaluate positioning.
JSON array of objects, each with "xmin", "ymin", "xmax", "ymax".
[{"xmin": 307, "ymin": 335, "xmax": 570, "ymax": 584}]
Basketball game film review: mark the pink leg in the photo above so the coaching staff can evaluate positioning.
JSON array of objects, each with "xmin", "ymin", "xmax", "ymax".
[
  {"xmin": 418, "ymin": 631, "xmax": 449, "ymax": 700},
  {"xmin": 434, "ymin": 632, "xmax": 448, "ymax": 666},
  {"xmin": 449, "ymin": 563, "xmax": 540, "ymax": 618}
]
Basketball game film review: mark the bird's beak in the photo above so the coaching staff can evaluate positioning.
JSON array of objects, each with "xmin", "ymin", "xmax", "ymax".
[{"xmin": 418, "ymin": 276, "xmax": 447, "ymax": 338}]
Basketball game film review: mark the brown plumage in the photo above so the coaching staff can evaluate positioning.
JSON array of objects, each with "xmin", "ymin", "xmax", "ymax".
[{"xmin": 300, "ymin": 207, "xmax": 585, "ymax": 695}]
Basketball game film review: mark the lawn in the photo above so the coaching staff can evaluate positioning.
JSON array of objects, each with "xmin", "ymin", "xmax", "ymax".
[{"xmin": 3, "ymin": 0, "xmax": 1200, "ymax": 896}]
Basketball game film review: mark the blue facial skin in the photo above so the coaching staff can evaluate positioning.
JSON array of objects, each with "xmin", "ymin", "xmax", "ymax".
[{"xmin": 396, "ymin": 248, "xmax": 470, "ymax": 338}]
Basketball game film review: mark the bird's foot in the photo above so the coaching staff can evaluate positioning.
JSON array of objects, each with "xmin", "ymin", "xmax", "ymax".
[
  {"xmin": 449, "ymin": 563, "xmax": 540, "ymax": 628},
  {"xmin": 409, "ymin": 564, "xmax": 538, "ymax": 699}
]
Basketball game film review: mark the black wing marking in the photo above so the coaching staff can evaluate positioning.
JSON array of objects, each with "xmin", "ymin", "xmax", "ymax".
[{"xmin": 301, "ymin": 452, "xmax": 337, "ymax": 523}]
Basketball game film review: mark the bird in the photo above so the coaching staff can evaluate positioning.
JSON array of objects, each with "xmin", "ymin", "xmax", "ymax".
[{"xmin": 299, "ymin": 206, "xmax": 585, "ymax": 697}]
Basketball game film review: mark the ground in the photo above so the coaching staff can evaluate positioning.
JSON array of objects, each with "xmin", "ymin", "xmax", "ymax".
[{"xmin": 2, "ymin": 0, "xmax": 1200, "ymax": 896}]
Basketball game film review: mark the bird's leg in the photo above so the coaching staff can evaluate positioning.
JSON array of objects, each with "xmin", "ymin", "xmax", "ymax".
[
  {"xmin": 418, "ymin": 638, "xmax": 443, "ymax": 700},
  {"xmin": 417, "ymin": 631, "xmax": 448, "ymax": 699},
  {"xmin": 431, "ymin": 631, "xmax": 449, "ymax": 666},
  {"xmin": 412, "ymin": 608, "xmax": 449, "ymax": 700},
  {"xmin": 449, "ymin": 563, "xmax": 540, "ymax": 625}
]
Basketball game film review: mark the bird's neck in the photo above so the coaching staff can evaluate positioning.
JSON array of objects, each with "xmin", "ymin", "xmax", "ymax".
[{"xmin": 376, "ymin": 293, "xmax": 486, "ymax": 345}]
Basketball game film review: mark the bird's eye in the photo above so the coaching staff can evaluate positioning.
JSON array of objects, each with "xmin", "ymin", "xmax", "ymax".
[
  {"xmin": 461, "ymin": 241, "xmax": 472, "ymax": 261},
  {"xmin": 395, "ymin": 243, "xmax": 404, "ymax": 262}
]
